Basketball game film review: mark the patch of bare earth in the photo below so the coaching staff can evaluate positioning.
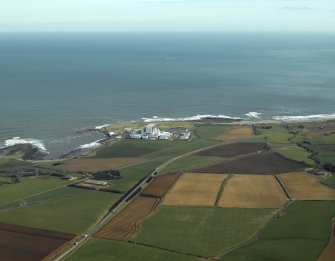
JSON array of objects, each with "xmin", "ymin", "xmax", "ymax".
[
  {"xmin": 162, "ymin": 173, "xmax": 227, "ymax": 206},
  {"xmin": 278, "ymin": 172, "xmax": 335, "ymax": 200},
  {"xmin": 56, "ymin": 157, "xmax": 145, "ymax": 172},
  {"xmin": 196, "ymin": 152, "xmax": 307, "ymax": 174},
  {"xmin": 218, "ymin": 175, "xmax": 288, "ymax": 208},
  {"xmin": 196, "ymin": 142, "xmax": 268, "ymax": 158},
  {"xmin": 95, "ymin": 196, "xmax": 158, "ymax": 241},
  {"xmin": 141, "ymin": 173, "xmax": 181, "ymax": 197},
  {"xmin": 0, "ymin": 222, "xmax": 75, "ymax": 261},
  {"xmin": 215, "ymin": 126, "xmax": 254, "ymax": 141}
]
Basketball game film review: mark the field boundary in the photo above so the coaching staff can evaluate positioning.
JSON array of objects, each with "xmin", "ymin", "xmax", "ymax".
[
  {"xmin": 215, "ymin": 201, "xmax": 293, "ymax": 259},
  {"xmin": 214, "ymin": 175, "xmax": 232, "ymax": 207},
  {"xmin": 317, "ymin": 216, "xmax": 335, "ymax": 261},
  {"xmin": 274, "ymin": 175, "xmax": 292, "ymax": 200}
]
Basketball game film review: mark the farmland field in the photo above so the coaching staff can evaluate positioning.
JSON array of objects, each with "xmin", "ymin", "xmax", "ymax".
[
  {"xmin": 95, "ymin": 196, "xmax": 158, "ymax": 241},
  {"xmin": 134, "ymin": 206, "xmax": 275, "ymax": 257},
  {"xmin": 222, "ymin": 201, "xmax": 335, "ymax": 261},
  {"xmin": 196, "ymin": 142, "xmax": 268, "ymax": 158},
  {"xmin": 214, "ymin": 126, "xmax": 254, "ymax": 141},
  {"xmin": 0, "ymin": 222, "xmax": 75, "ymax": 261},
  {"xmin": 0, "ymin": 177, "xmax": 71, "ymax": 205},
  {"xmin": 162, "ymin": 173, "xmax": 227, "ymax": 206},
  {"xmin": 0, "ymin": 187, "xmax": 120, "ymax": 233},
  {"xmin": 56, "ymin": 157, "xmax": 145, "ymax": 172},
  {"xmin": 196, "ymin": 152, "xmax": 307, "ymax": 174},
  {"xmin": 218, "ymin": 175, "xmax": 288, "ymax": 208},
  {"xmin": 276, "ymin": 145, "xmax": 314, "ymax": 165},
  {"xmin": 278, "ymin": 172, "xmax": 335, "ymax": 200},
  {"xmin": 160, "ymin": 155, "xmax": 222, "ymax": 175},
  {"xmin": 68, "ymin": 238, "xmax": 197, "ymax": 261},
  {"xmin": 318, "ymin": 218, "xmax": 335, "ymax": 261},
  {"xmin": 141, "ymin": 173, "xmax": 181, "ymax": 197}
]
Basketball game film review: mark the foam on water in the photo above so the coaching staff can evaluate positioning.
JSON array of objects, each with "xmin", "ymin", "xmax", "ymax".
[
  {"xmin": 142, "ymin": 114, "xmax": 241, "ymax": 123},
  {"xmin": 4, "ymin": 137, "xmax": 48, "ymax": 152},
  {"xmin": 78, "ymin": 139, "xmax": 104, "ymax": 149},
  {"xmin": 246, "ymin": 112, "xmax": 262, "ymax": 119},
  {"xmin": 273, "ymin": 113, "xmax": 335, "ymax": 121}
]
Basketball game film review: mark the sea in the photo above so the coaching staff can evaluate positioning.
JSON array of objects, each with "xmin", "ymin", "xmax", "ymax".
[{"xmin": 0, "ymin": 32, "xmax": 334, "ymax": 158}]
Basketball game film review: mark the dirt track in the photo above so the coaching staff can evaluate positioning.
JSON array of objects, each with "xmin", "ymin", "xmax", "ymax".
[
  {"xmin": 278, "ymin": 172, "xmax": 335, "ymax": 200},
  {"xmin": 162, "ymin": 173, "xmax": 227, "ymax": 206},
  {"xmin": 141, "ymin": 173, "xmax": 181, "ymax": 197},
  {"xmin": 56, "ymin": 157, "xmax": 144, "ymax": 172},
  {"xmin": 0, "ymin": 222, "xmax": 75, "ymax": 261},
  {"xmin": 218, "ymin": 175, "xmax": 288, "ymax": 208},
  {"xmin": 215, "ymin": 126, "xmax": 254, "ymax": 141},
  {"xmin": 196, "ymin": 142, "xmax": 268, "ymax": 158},
  {"xmin": 95, "ymin": 196, "xmax": 158, "ymax": 241},
  {"xmin": 196, "ymin": 152, "xmax": 307, "ymax": 174}
]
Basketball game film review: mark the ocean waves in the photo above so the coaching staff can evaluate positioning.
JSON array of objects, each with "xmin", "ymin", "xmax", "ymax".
[
  {"xmin": 273, "ymin": 113, "xmax": 335, "ymax": 121},
  {"xmin": 3, "ymin": 137, "xmax": 48, "ymax": 152},
  {"xmin": 142, "ymin": 114, "xmax": 241, "ymax": 123}
]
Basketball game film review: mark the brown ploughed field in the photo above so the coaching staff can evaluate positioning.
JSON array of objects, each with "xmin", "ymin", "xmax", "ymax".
[
  {"xmin": 307, "ymin": 124, "xmax": 335, "ymax": 137},
  {"xmin": 196, "ymin": 152, "xmax": 306, "ymax": 174},
  {"xmin": 215, "ymin": 126, "xmax": 254, "ymax": 141},
  {"xmin": 56, "ymin": 157, "xmax": 144, "ymax": 172},
  {"xmin": 95, "ymin": 196, "xmax": 158, "ymax": 241},
  {"xmin": 141, "ymin": 173, "xmax": 181, "ymax": 197},
  {"xmin": 278, "ymin": 172, "xmax": 335, "ymax": 200},
  {"xmin": 196, "ymin": 142, "xmax": 268, "ymax": 158},
  {"xmin": 162, "ymin": 173, "xmax": 227, "ymax": 206},
  {"xmin": 318, "ymin": 218, "xmax": 335, "ymax": 261},
  {"xmin": 218, "ymin": 175, "xmax": 288, "ymax": 208},
  {"xmin": 0, "ymin": 222, "xmax": 75, "ymax": 261}
]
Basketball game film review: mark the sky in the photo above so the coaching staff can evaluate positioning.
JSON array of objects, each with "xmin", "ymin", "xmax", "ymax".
[{"xmin": 0, "ymin": 0, "xmax": 334, "ymax": 32}]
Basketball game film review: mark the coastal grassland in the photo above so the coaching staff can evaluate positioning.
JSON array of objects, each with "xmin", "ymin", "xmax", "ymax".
[
  {"xmin": 134, "ymin": 206, "xmax": 275, "ymax": 257},
  {"xmin": 0, "ymin": 158, "xmax": 32, "ymax": 168},
  {"xmin": 160, "ymin": 155, "xmax": 222, "ymax": 175},
  {"xmin": 143, "ymin": 139, "xmax": 219, "ymax": 159},
  {"xmin": 265, "ymin": 132, "xmax": 294, "ymax": 144},
  {"xmin": 275, "ymin": 144, "xmax": 314, "ymax": 165},
  {"xmin": 68, "ymin": 238, "xmax": 197, "ymax": 261},
  {"xmin": 222, "ymin": 201, "xmax": 335, "ymax": 261},
  {"xmin": 0, "ymin": 187, "xmax": 120, "ymax": 233},
  {"xmin": 93, "ymin": 140, "xmax": 162, "ymax": 158},
  {"xmin": 322, "ymin": 173, "xmax": 335, "ymax": 189},
  {"xmin": 113, "ymin": 158, "xmax": 168, "ymax": 191},
  {"xmin": 0, "ymin": 177, "xmax": 71, "ymax": 205},
  {"xmin": 194, "ymin": 124, "xmax": 231, "ymax": 139}
]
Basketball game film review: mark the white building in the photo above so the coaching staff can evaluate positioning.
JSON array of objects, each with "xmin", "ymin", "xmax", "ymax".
[{"xmin": 129, "ymin": 124, "xmax": 172, "ymax": 140}]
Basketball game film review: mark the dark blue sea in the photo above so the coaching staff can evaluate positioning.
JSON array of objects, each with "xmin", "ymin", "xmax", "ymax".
[{"xmin": 0, "ymin": 32, "xmax": 334, "ymax": 158}]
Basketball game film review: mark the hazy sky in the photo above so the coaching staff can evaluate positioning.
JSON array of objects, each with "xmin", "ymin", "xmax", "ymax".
[{"xmin": 0, "ymin": 0, "xmax": 334, "ymax": 32}]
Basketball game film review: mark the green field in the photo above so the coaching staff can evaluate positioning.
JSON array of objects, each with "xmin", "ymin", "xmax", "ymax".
[
  {"xmin": 222, "ymin": 201, "xmax": 335, "ymax": 261},
  {"xmin": 134, "ymin": 206, "xmax": 275, "ymax": 257},
  {"xmin": 160, "ymin": 155, "xmax": 223, "ymax": 174},
  {"xmin": 114, "ymin": 158, "xmax": 168, "ymax": 191},
  {"xmin": 194, "ymin": 124, "xmax": 231, "ymax": 139},
  {"xmin": 0, "ymin": 187, "xmax": 120, "ymax": 233},
  {"xmin": 275, "ymin": 145, "xmax": 314, "ymax": 165},
  {"xmin": 0, "ymin": 177, "xmax": 70, "ymax": 205},
  {"xmin": 0, "ymin": 158, "xmax": 32, "ymax": 168},
  {"xmin": 265, "ymin": 132, "xmax": 294, "ymax": 144},
  {"xmin": 68, "ymin": 238, "xmax": 197, "ymax": 261}
]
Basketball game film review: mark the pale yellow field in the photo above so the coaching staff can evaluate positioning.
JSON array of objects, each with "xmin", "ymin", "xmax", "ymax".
[
  {"xmin": 215, "ymin": 126, "xmax": 254, "ymax": 141},
  {"xmin": 162, "ymin": 173, "xmax": 227, "ymax": 206},
  {"xmin": 218, "ymin": 175, "xmax": 288, "ymax": 208},
  {"xmin": 278, "ymin": 172, "xmax": 335, "ymax": 200}
]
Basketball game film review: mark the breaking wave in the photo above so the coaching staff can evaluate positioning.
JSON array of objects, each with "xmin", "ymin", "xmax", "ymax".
[
  {"xmin": 95, "ymin": 124, "xmax": 110, "ymax": 130},
  {"xmin": 273, "ymin": 113, "xmax": 335, "ymax": 121},
  {"xmin": 78, "ymin": 139, "xmax": 104, "ymax": 149},
  {"xmin": 3, "ymin": 137, "xmax": 48, "ymax": 152},
  {"xmin": 142, "ymin": 114, "xmax": 241, "ymax": 123},
  {"xmin": 246, "ymin": 112, "xmax": 262, "ymax": 119}
]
